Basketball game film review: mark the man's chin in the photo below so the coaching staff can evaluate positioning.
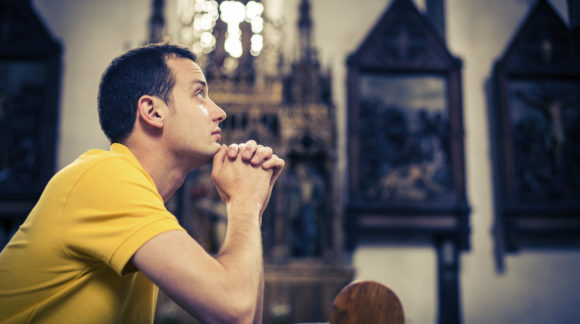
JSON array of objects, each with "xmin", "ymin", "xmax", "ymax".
[
  {"xmin": 184, "ymin": 147, "xmax": 219, "ymax": 170},
  {"xmin": 204, "ymin": 145, "xmax": 222, "ymax": 164}
]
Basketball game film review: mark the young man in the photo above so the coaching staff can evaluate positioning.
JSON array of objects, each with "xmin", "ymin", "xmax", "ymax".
[{"xmin": 0, "ymin": 43, "xmax": 284, "ymax": 324}]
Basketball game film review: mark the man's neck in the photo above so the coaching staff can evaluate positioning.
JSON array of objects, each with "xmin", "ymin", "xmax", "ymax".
[{"xmin": 122, "ymin": 140, "xmax": 190, "ymax": 202}]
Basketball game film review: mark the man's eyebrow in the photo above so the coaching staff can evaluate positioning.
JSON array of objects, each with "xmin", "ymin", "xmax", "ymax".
[{"xmin": 191, "ymin": 79, "xmax": 207, "ymax": 89}]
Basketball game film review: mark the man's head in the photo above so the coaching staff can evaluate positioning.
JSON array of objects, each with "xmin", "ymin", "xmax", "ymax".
[{"xmin": 98, "ymin": 43, "xmax": 197, "ymax": 143}]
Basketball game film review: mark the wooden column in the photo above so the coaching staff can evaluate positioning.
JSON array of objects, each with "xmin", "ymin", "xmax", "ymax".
[{"xmin": 437, "ymin": 239, "xmax": 462, "ymax": 324}]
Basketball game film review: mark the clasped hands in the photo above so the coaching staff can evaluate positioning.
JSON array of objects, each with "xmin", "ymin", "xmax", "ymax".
[{"xmin": 211, "ymin": 140, "xmax": 285, "ymax": 221}]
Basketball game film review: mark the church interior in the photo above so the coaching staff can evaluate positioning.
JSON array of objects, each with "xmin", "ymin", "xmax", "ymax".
[{"xmin": 1, "ymin": 0, "xmax": 579, "ymax": 323}]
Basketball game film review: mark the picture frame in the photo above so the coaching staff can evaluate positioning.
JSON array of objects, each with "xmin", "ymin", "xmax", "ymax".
[
  {"xmin": 346, "ymin": 0, "xmax": 469, "ymax": 250},
  {"xmin": 490, "ymin": 0, "xmax": 580, "ymax": 251}
]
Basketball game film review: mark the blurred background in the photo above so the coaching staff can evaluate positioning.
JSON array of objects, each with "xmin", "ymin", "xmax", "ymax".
[{"xmin": 1, "ymin": 0, "xmax": 579, "ymax": 323}]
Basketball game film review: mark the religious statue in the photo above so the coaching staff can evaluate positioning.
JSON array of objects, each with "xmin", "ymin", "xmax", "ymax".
[{"xmin": 288, "ymin": 164, "xmax": 325, "ymax": 257}]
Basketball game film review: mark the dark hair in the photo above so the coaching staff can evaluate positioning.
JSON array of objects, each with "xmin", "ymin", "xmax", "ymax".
[{"xmin": 98, "ymin": 43, "xmax": 197, "ymax": 143}]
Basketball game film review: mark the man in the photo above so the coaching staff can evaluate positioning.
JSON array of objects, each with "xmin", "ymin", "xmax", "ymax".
[{"xmin": 0, "ymin": 43, "xmax": 284, "ymax": 324}]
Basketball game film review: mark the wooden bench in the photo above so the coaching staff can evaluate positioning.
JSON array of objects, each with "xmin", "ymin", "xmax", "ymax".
[{"xmin": 330, "ymin": 281, "xmax": 404, "ymax": 324}]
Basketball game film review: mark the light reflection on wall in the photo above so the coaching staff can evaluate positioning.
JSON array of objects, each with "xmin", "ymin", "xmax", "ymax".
[{"xmin": 177, "ymin": 0, "xmax": 264, "ymax": 59}]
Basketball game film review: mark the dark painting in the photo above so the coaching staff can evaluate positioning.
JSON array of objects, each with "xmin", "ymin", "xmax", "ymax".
[
  {"xmin": 508, "ymin": 79, "xmax": 580, "ymax": 202},
  {"xmin": 357, "ymin": 74, "xmax": 453, "ymax": 203}
]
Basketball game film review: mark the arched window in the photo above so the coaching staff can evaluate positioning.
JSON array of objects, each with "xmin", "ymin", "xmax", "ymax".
[{"xmin": 177, "ymin": 0, "xmax": 264, "ymax": 72}]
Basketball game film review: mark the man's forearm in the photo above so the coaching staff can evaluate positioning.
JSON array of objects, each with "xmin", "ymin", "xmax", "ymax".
[
  {"xmin": 215, "ymin": 201, "xmax": 264, "ymax": 322},
  {"xmin": 208, "ymin": 142, "xmax": 282, "ymax": 323},
  {"xmin": 253, "ymin": 268, "xmax": 264, "ymax": 324}
]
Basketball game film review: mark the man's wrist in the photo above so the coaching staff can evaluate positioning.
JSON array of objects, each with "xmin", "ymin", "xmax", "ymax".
[{"xmin": 227, "ymin": 199, "xmax": 262, "ymax": 224}]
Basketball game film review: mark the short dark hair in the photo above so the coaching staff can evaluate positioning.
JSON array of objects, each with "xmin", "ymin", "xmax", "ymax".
[{"xmin": 98, "ymin": 43, "xmax": 197, "ymax": 143}]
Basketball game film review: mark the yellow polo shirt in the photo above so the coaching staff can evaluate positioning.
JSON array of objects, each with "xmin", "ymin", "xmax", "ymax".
[{"xmin": 0, "ymin": 144, "xmax": 185, "ymax": 324}]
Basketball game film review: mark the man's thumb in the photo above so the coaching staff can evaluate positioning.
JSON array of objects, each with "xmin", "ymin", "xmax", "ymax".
[{"xmin": 212, "ymin": 145, "xmax": 227, "ymax": 172}]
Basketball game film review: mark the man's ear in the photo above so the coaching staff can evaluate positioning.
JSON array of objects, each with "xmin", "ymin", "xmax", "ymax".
[{"xmin": 137, "ymin": 95, "xmax": 164, "ymax": 129}]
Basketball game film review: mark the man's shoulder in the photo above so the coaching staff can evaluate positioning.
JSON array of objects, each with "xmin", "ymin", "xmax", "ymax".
[
  {"xmin": 59, "ymin": 148, "xmax": 121, "ymax": 171},
  {"xmin": 52, "ymin": 147, "xmax": 151, "ymax": 190}
]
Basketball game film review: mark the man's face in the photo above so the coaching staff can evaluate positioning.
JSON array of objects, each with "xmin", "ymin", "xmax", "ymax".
[{"xmin": 162, "ymin": 57, "xmax": 226, "ymax": 167}]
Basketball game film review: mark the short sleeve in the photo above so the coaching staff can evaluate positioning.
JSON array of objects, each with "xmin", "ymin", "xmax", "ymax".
[{"xmin": 60, "ymin": 156, "xmax": 185, "ymax": 276}]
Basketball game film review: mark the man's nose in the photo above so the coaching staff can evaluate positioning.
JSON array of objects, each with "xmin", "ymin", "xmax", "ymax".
[{"xmin": 210, "ymin": 99, "xmax": 226, "ymax": 123}]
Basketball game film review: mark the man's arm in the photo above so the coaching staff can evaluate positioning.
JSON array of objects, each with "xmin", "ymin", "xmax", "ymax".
[
  {"xmin": 253, "ymin": 269, "xmax": 264, "ymax": 324},
  {"xmin": 132, "ymin": 144, "xmax": 283, "ymax": 324}
]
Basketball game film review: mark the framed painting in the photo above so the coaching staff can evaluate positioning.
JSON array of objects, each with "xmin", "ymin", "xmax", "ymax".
[
  {"xmin": 507, "ymin": 79, "xmax": 580, "ymax": 203},
  {"xmin": 492, "ymin": 76, "xmax": 580, "ymax": 250},
  {"xmin": 490, "ymin": 0, "xmax": 580, "ymax": 251},
  {"xmin": 355, "ymin": 73, "xmax": 454, "ymax": 204},
  {"xmin": 345, "ymin": 1, "xmax": 469, "ymax": 322}
]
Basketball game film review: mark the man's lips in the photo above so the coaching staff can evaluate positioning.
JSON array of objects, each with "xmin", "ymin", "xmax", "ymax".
[{"xmin": 212, "ymin": 129, "xmax": 222, "ymax": 142}]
